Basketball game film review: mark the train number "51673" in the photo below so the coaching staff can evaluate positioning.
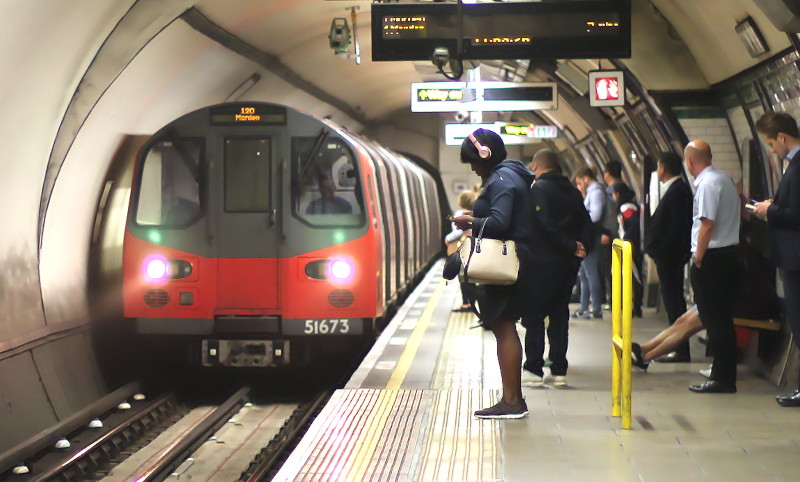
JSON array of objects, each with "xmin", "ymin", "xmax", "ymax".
[{"xmin": 282, "ymin": 318, "xmax": 363, "ymax": 335}]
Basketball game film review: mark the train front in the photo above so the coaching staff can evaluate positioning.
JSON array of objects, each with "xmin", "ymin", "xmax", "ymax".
[{"xmin": 122, "ymin": 103, "xmax": 379, "ymax": 368}]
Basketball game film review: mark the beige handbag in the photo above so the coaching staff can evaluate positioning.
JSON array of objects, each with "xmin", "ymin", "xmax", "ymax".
[{"xmin": 460, "ymin": 222, "xmax": 519, "ymax": 285}]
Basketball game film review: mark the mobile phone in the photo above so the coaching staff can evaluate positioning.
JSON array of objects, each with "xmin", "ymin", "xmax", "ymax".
[{"xmin": 745, "ymin": 203, "xmax": 756, "ymax": 211}]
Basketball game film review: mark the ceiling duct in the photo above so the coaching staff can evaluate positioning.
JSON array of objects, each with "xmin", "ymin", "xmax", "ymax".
[
  {"xmin": 753, "ymin": 0, "xmax": 800, "ymax": 32},
  {"xmin": 555, "ymin": 61, "xmax": 589, "ymax": 96}
]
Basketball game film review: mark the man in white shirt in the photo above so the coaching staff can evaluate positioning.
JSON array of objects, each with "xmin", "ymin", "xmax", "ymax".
[{"xmin": 684, "ymin": 140, "xmax": 741, "ymax": 394}]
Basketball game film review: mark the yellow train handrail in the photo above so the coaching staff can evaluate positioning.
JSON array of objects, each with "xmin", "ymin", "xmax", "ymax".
[{"xmin": 611, "ymin": 238, "xmax": 634, "ymax": 429}]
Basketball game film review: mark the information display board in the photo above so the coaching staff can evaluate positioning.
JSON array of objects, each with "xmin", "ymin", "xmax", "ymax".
[
  {"xmin": 412, "ymin": 82, "xmax": 557, "ymax": 112},
  {"xmin": 445, "ymin": 123, "xmax": 558, "ymax": 146},
  {"xmin": 373, "ymin": 0, "xmax": 631, "ymax": 61}
]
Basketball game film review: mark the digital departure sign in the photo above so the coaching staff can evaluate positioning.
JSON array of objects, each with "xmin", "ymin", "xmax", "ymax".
[
  {"xmin": 411, "ymin": 82, "xmax": 557, "ymax": 112},
  {"xmin": 373, "ymin": 0, "xmax": 631, "ymax": 61},
  {"xmin": 209, "ymin": 105, "xmax": 288, "ymax": 126}
]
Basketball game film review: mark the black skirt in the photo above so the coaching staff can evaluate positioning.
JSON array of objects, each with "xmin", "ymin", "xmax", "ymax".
[{"xmin": 473, "ymin": 243, "xmax": 534, "ymax": 327}]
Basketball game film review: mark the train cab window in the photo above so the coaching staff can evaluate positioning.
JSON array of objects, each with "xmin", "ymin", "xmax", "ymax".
[
  {"xmin": 292, "ymin": 135, "xmax": 364, "ymax": 227},
  {"xmin": 135, "ymin": 139, "xmax": 202, "ymax": 227},
  {"xmin": 225, "ymin": 138, "xmax": 271, "ymax": 212}
]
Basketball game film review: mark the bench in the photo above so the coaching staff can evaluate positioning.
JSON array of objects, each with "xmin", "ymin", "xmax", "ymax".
[{"xmin": 733, "ymin": 317, "xmax": 781, "ymax": 331}]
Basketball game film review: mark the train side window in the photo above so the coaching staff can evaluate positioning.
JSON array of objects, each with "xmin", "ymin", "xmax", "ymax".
[
  {"xmin": 135, "ymin": 139, "xmax": 203, "ymax": 227},
  {"xmin": 292, "ymin": 135, "xmax": 364, "ymax": 227}
]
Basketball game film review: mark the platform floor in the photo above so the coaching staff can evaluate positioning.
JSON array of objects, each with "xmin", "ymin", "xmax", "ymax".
[{"xmin": 275, "ymin": 263, "xmax": 800, "ymax": 481}]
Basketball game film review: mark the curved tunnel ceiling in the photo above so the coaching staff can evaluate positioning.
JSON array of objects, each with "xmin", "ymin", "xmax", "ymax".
[{"xmin": 12, "ymin": 0, "xmax": 799, "ymax": 257}]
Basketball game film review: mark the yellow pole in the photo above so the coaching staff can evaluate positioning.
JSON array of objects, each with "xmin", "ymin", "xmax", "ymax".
[
  {"xmin": 621, "ymin": 241, "xmax": 633, "ymax": 430},
  {"xmin": 611, "ymin": 241, "xmax": 622, "ymax": 418}
]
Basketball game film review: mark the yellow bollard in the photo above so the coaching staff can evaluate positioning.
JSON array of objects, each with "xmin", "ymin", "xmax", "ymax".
[{"xmin": 611, "ymin": 239, "xmax": 634, "ymax": 429}]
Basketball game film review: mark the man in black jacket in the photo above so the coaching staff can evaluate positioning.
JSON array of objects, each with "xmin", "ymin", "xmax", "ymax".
[
  {"xmin": 644, "ymin": 152, "xmax": 693, "ymax": 362},
  {"xmin": 521, "ymin": 150, "xmax": 590, "ymax": 387},
  {"xmin": 753, "ymin": 112, "xmax": 800, "ymax": 407}
]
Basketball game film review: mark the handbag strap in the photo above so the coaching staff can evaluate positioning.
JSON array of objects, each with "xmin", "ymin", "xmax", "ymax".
[{"xmin": 463, "ymin": 220, "xmax": 483, "ymax": 320}]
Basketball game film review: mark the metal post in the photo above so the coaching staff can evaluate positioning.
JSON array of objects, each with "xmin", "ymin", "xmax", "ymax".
[{"xmin": 611, "ymin": 239, "xmax": 633, "ymax": 429}]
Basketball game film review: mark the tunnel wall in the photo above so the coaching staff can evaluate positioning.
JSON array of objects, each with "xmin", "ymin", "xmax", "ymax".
[{"xmin": 0, "ymin": 0, "xmax": 369, "ymax": 454}]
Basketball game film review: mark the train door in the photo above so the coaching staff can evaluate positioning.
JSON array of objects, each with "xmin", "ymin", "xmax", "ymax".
[{"xmin": 215, "ymin": 136, "xmax": 280, "ymax": 310}]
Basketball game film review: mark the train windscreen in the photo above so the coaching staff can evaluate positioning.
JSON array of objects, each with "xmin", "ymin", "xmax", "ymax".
[
  {"xmin": 135, "ymin": 138, "xmax": 203, "ymax": 227},
  {"xmin": 291, "ymin": 134, "xmax": 364, "ymax": 227}
]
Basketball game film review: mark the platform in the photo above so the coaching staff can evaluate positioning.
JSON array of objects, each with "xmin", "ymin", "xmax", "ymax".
[{"xmin": 275, "ymin": 262, "xmax": 800, "ymax": 481}]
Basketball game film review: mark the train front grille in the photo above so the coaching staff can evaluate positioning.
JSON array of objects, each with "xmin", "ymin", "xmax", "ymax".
[
  {"xmin": 328, "ymin": 289, "xmax": 354, "ymax": 308},
  {"xmin": 144, "ymin": 289, "xmax": 170, "ymax": 308}
]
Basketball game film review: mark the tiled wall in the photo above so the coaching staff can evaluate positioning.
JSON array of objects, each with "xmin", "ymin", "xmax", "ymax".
[{"xmin": 677, "ymin": 117, "xmax": 742, "ymax": 183}]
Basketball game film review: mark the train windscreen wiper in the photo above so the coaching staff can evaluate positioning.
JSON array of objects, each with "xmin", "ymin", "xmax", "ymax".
[
  {"xmin": 166, "ymin": 130, "xmax": 200, "ymax": 182},
  {"xmin": 299, "ymin": 128, "xmax": 330, "ymax": 182}
]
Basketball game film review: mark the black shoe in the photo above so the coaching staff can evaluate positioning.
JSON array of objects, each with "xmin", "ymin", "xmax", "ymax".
[
  {"xmin": 689, "ymin": 380, "xmax": 737, "ymax": 393},
  {"xmin": 474, "ymin": 398, "xmax": 529, "ymax": 419},
  {"xmin": 452, "ymin": 305, "xmax": 471, "ymax": 312},
  {"xmin": 656, "ymin": 352, "xmax": 691, "ymax": 363},
  {"xmin": 630, "ymin": 343, "xmax": 649, "ymax": 371},
  {"xmin": 776, "ymin": 390, "xmax": 800, "ymax": 407}
]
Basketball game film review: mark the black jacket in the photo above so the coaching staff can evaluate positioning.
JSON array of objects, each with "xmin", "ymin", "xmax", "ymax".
[
  {"xmin": 768, "ymin": 150, "xmax": 800, "ymax": 271},
  {"xmin": 472, "ymin": 160, "xmax": 535, "ymax": 243},
  {"xmin": 529, "ymin": 171, "xmax": 592, "ymax": 261},
  {"xmin": 645, "ymin": 177, "xmax": 693, "ymax": 263}
]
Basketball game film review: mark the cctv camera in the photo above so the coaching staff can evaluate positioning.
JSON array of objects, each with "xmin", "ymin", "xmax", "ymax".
[
  {"xmin": 431, "ymin": 47, "xmax": 450, "ymax": 68},
  {"xmin": 454, "ymin": 111, "xmax": 469, "ymax": 122}
]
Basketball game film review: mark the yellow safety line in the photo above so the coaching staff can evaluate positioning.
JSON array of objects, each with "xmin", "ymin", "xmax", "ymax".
[{"xmin": 386, "ymin": 279, "xmax": 446, "ymax": 390}]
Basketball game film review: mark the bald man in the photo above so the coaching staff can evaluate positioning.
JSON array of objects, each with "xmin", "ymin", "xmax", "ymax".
[{"xmin": 684, "ymin": 140, "xmax": 741, "ymax": 393}]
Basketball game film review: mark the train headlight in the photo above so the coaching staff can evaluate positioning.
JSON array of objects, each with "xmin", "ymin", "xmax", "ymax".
[
  {"xmin": 327, "ymin": 257, "xmax": 354, "ymax": 283},
  {"xmin": 143, "ymin": 255, "xmax": 169, "ymax": 283}
]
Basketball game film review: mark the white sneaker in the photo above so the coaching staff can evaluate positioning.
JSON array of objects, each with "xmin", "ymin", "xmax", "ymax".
[
  {"xmin": 551, "ymin": 375, "xmax": 567, "ymax": 387},
  {"xmin": 522, "ymin": 371, "xmax": 545, "ymax": 387},
  {"xmin": 699, "ymin": 366, "xmax": 712, "ymax": 378}
]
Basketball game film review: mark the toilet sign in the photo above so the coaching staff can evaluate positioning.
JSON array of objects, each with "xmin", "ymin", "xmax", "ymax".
[{"xmin": 589, "ymin": 70, "xmax": 625, "ymax": 107}]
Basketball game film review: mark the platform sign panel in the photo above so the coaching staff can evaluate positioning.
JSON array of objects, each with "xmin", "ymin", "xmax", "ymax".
[
  {"xmin": 412, "ymin": 82, "xmax": 557, "ymax": 112},
  {"xmin": 446, "ymin": 123, "xmax": 558, "ymax": 146},
  {"xmin": 373, "ymin": 0, "xmax": 631, "ymax": 61},
  {"xmin": 588, "ymin": 70, "xmax": 625, "ymax": 107}
]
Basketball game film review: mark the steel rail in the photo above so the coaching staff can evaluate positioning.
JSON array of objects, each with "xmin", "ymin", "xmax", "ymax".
[
  {"xmin": 132, "ymin": 386, "xmax": 251, "ymax": 482},
  {"xmin": 0, "ymin": 381, "xmax": 141, "ymax": 475},
  {"xmin": 29, "ymin": 392, "xmax": 178, "ymax": 481},
  {"xmin": 244, "ymin": 390, "xmax": 331, "ymax": 482}
]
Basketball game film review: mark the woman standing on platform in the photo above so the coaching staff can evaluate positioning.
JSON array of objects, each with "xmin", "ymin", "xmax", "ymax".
[{"xmin": 452, "ymin": 128, "xmax": 535, "ymax": 419}]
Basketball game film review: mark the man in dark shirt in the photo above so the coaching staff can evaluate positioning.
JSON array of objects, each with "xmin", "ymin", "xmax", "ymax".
[
  {"xmin": 522, "ymin": 149, "xmax": 591, "ymax": 387},
  {"xmin": 645, "ymin": 152, "xmax": 693, "ymax": 361},
  {"xmin": 306, "ymin": 177, "xmax": 352, "ymax": 214},
  {"xmin": 753, "ymin": 112, "xmax": 800, "ymax": 407}
]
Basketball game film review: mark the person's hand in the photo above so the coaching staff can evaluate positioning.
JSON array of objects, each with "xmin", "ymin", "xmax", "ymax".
[
  {"xmin": 574, "ymin": 241, "xmax": 587, "ymax": 258},
  {"xmin": 601, "ymin": 234, "xmax": 611, "ymax": 245},
  {"xmin": 753, "ymin": 199, "xmax": 772, "ymax": 218},
  {"xmin": 451, "ymin": 214, "xmax": 474, "ymax": 230}
]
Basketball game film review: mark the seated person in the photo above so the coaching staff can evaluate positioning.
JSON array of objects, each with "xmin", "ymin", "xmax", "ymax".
[
  {"xmin": 632, "ymin": 243, "xmax": 779, "ymax": 370},
  {"xmin": 632, "ymin": 307, "xmax": 702, "ymax": 370},
  {"xmin": 305, "ymin": 176, "xmax": 352, "ymax": 215}
]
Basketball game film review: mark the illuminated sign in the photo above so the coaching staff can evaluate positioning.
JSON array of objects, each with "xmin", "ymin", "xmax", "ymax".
[
  {"xmin": 373, "ymin": 1, "xmax": 631, "ymax": 61},
  {"xmin": 209, "ymin": 105, "xmax": 288, "ymax": 125},
  {"xmin": 588, "ymin": 70, "xmax": 625, "ymax": 107},
  {"xmin": 411, "ymin": 82, "xmax": 557, "ymax": 112},
  {"xmin": 445, "ymin": 123, "xmax": 558, "ymax": 146}
]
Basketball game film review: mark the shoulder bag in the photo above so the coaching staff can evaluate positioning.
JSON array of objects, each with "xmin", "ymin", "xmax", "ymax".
[{"xmin": 460, "ymin": 222, "xmax": 519, "ymax": 285}]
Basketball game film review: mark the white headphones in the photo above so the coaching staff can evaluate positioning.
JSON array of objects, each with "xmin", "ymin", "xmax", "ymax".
[{"xmin": 468, "ymin": 132, "xmax": 492, "ymax": 159}]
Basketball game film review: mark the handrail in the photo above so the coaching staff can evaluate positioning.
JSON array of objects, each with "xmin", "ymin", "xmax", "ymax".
[{"xmin": 611, "ymin": 239, "xmax": 634, "ymax": 430}]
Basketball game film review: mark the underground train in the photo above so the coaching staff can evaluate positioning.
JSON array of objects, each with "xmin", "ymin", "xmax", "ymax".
[{"xmin": 122, "ymin": 102, "xmax": 444, "ymax": 368}]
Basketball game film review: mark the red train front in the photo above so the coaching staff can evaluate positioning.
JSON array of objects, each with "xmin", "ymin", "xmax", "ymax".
[{"xmin": 123, "ymin": 102, "xmax": 442, "ymax": 368}]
